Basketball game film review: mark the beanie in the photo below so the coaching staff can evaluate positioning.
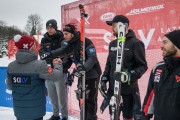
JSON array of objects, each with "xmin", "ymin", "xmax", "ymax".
[
  {"xmin": 164, "ymin": 30, "xmax": 180, "ymax": 49},
  {"xmin": 63, "ymin": 24, "xmax": 76, "ymax": 34},
  {"xmin": 14, "ymin": 35, "xmax": 35, "ymax": 50},
  {"xmin": 46, "ymin": 19, "xmax": 57, "ymax": 30},
  {"xmin": 106, "ymin": 15, "xmax": 129, "ymax": 27}
]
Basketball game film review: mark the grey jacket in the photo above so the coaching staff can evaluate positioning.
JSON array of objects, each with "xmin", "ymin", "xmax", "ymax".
[{"xmin": 6, "ymin": 50, "xmax": 62, "ymax": 120}]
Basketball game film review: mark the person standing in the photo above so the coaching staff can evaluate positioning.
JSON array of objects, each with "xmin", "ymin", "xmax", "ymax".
[
  {"xmin": 142, "ymin": 30, "xmax": 180, "ymax": 120},
  {"xmin": 42, "ymin": 23, "xmax": 102, "ymax": 120},
  {"xmin": 99, "ymin": 15, "xmax": 148, "ymax": 120},
  {"xmin": 39, "ymin": 19, "xmax": 68, "ymax": 120},
  {"xmin": 6, "ymin": 35, "xmax": 62, "ymax": 120}
]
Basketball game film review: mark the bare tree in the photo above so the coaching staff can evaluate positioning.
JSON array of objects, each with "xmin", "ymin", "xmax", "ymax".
[
  {"xmin": 0, "ymin": 20, "xmax": 7, "ymax": 27},
  {"xmin": 25, "ymin": 14, "xmax": 43, "ymax": 36}
]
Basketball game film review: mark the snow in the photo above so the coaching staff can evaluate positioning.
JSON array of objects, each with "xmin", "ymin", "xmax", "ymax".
[
  {"xmin": 0, "ymin": 56, "xmax": 15, "ymax": 67},
  {"xmin": 0, "ymin": 106, "xmax": 79, "ymax": 120}
]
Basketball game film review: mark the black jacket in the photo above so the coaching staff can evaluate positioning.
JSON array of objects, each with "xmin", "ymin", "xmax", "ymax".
[
  {"xmin": 103, "ymin": 29, "xmax": 148, "ymax": 94},
  {"xmin": 143, "ymin": 57, "xmax": 180, "ymax": 120},
  {"xmin": 60, "ymin": 32, "xmax": 102, "ymax": 80},
  {"xmin": 39, "ymin": 30, "xmax": 64, "ymax": 65}
]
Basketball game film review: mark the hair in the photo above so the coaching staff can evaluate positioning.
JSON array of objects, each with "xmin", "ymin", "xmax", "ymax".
[{"xmin": 63, "ymin": 24, "xmax": 77, "ymax": 34}]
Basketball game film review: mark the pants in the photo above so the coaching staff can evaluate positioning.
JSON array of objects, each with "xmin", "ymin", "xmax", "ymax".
[
  {"xmin": 46, "ymin": 71, "xmax": 68, "ymax": 118},
  {"xmin": 17, "ymin": 117, "xmax": 43, "ymax": 120},
  {"xmin": 79, "ymin": 78, "xmax": 99, "ymax": 120}
]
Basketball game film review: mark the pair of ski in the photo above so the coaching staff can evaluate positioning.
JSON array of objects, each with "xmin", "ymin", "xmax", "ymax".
[
  {"xmin": 77, "ymin": 4, "xmax": 87, "ymax": 120},
  {"xmin": 109, "ymin": 22, "xmax": 127, "ymax": 120},
  {"xmin": 100, "ymin": 22, "xmax": 127, "ymax": 120}
]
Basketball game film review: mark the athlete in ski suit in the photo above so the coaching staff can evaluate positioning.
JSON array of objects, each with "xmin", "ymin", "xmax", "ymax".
[
  {"xmin": 142, "ymin": 30, "xmax": 180, "ymax": 120},
  {"xmin": 99, "ymin": 15, "xmax": 148, "ymax": 120}
]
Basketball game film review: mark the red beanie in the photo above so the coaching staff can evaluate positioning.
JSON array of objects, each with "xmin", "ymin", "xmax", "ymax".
[{"xmin": 14, "ymin": 35, "xmax": 35, "ymax": 50}]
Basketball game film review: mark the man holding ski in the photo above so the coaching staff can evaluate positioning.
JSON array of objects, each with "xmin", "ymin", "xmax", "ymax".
[{"xmin": 99, "ymin": 15, "xmax": 148, "ymax": 120}]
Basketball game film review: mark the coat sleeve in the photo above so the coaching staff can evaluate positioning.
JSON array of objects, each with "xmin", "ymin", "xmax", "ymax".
[
  {"xmin": 83, "ymin": 39, "xmax": 98, "ymax": 72},
  {"xmin": 39, "ymin": 60, "xmax": 63, "ymax": 81},
  {"xmin": 102, "ymin": 42, "xmax": 111, "ymax": 79},
  {"xmin": 39, "ymin": 38, "xmax": 47, "ymax": 56},
  {"xmin": 131, "ymin": 40, "xmax": 148, "ymax": 80},
  {"xmin": 51, "ymin": 40, "xmax": 69, "ymax": 58},
  {"xmin": 6, "ymin": 66, "xmax": 12, "ymax": 90},
  {"xmin": 142, "ymin": 69, "xmax": 154, "ymax": 118}
]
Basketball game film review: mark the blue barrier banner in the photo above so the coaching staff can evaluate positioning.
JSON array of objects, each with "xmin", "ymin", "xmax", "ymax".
[{"xmin": 0, "ymin": 67, "xmax": 52, "ymax": 112}]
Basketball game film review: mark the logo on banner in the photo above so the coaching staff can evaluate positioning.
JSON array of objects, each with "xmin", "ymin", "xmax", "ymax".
[
  {"xmin": 100, "ymin": 12, "xmax": 116, "ymax": 22},
  {"xmin": 126, "ymin": 4, "xmax": 164, "ymax": 16}
]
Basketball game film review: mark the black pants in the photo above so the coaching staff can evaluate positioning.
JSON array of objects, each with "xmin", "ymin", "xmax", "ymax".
[
  {"xmin": 121, "ymin": 92, "xmax": 141, "ymax": 120},
  {"xmin": 17, "ymin": 117, "xmax": 43, "ymax": 120},
  {"xmin": 79, "ymin": 78, "xmax": 99, "ymax": 120},
  {"xmin": 107, "ymin": 89, "xmax": 141, "ymax": 120}
]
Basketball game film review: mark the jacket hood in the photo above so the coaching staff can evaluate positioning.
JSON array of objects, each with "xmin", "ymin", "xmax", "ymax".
[
  {"xmin": 126, "ymin": 29, "xmax": 136, "ymax": 39},
  {"xmin": 15, "ymin": 50, "xmax": 38, "ymax": 64}
]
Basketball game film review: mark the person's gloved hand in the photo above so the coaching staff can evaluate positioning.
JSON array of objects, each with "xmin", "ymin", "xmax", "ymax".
[
  {"xmin": 74, "ymin": 63, "xmax": 86, "ymax": 78},
  {"xmin": 40, "ymin": 52, "xmax": 52, "ymax": 60},
  {"xmin": 99, "ymin": 75, "xmax": 108, "ymax": 98},
  {"xmin": 119, "ymin": 71, "xmax": 131, "ymax": 83},
  {"xmin": 66, "ymin": 71, "xmax": 74, "ymax": 86}
]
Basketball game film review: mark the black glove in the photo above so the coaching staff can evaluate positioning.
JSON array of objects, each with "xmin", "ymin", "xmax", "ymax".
[
  {"xmin": 40, "ymin": 52, "xmax": 52, "ymax": 60},
  {"xmin": 99, "ymin": 75, "xmax": 108, "ymax": 98},
  {"xmin": 74, "ymin": 63, "xmax": 86, "ymax": 78},
  {"xmin": 66, "ymin": 71, "xmax": 74, "ymax": 86}
]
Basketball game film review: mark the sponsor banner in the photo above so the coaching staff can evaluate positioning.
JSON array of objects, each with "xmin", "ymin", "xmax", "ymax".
[{"xmin": 61, "ymin": 0, "xmax": 180, "ymax": 52}]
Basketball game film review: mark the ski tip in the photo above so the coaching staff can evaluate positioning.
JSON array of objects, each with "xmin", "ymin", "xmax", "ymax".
[{"xmin": 79, "ymin": 4, "xmax": 83, "ymax": 9}]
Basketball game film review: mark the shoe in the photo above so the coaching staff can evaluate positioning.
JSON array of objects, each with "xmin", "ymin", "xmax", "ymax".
[{"xmin": 47, "ymin": 115, "xmax": 60, "ymax": 120}]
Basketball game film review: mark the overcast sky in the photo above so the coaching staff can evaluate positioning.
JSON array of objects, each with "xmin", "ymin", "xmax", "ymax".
[{"xmin": 0, "ymin": 0, "xmax": 78, "ymax": 33}]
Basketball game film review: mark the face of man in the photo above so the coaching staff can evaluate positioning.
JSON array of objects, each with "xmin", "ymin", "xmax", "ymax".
[
  {"xmin": 63, "ymin": 31, "xmax": 74, "ymax": 41},
  {"xmin": 112, "ymin": 22, "xmax": 128, "ymax": 37},
  {"xmin": 161, "ymin": 36, "xmax": 177, "ymax": 57},
  {"xmin": 112, "ymin": 23, "xmax": 118, "ymax": 36},
  {"xmin": 47, "ymin": 27, "xmax": 56, "ymax": 36}
]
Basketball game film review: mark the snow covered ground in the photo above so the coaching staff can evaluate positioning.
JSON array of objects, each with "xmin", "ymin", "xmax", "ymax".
[{"xmin": 0, "ymin": 106, "xmax": 79, "ymax": 120}]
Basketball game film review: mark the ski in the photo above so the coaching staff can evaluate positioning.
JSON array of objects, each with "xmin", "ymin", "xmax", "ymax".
[
  {"xmin": 109, "ymin": 22, "xmax": 126, "ymax": 120},
  {"xmin": 78, "ymin": 4, "xmax": 88, "ymax": 120}
]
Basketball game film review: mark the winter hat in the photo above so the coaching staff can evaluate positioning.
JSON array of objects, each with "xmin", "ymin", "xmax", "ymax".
[
  {"xmin": 106, "ymin": 15, "xmax": 129, "ymax": 27},
  {"xmin": 46, "ymin": 19, "xmax": 57, "ymax": 30},
  {"xmin": 164, "ymin": 30, "xmax": 180, "ymax": 49},
  {"xmin": 14, "ymin": 35, "xmax": 35, "ymax": 50},
  {"xmin": 63, "ymin": 24, "xmax": 76, "ymax": 34}
]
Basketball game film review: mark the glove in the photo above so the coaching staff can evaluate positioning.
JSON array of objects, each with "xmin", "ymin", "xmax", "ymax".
[
  {"xmin": 99, "ymin": 75, "xmax": 108, "ymax": 98},
  {"xmin": 40, "ymin": 52, "xmax": 52, "ymax": 60},
  {"xmin": 66, "ymin": 71, "xmax": 74, "ymax": 86},
  {"xmin": 74, "ymin": 63, "xmax": 86, "ymax": 78}
]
